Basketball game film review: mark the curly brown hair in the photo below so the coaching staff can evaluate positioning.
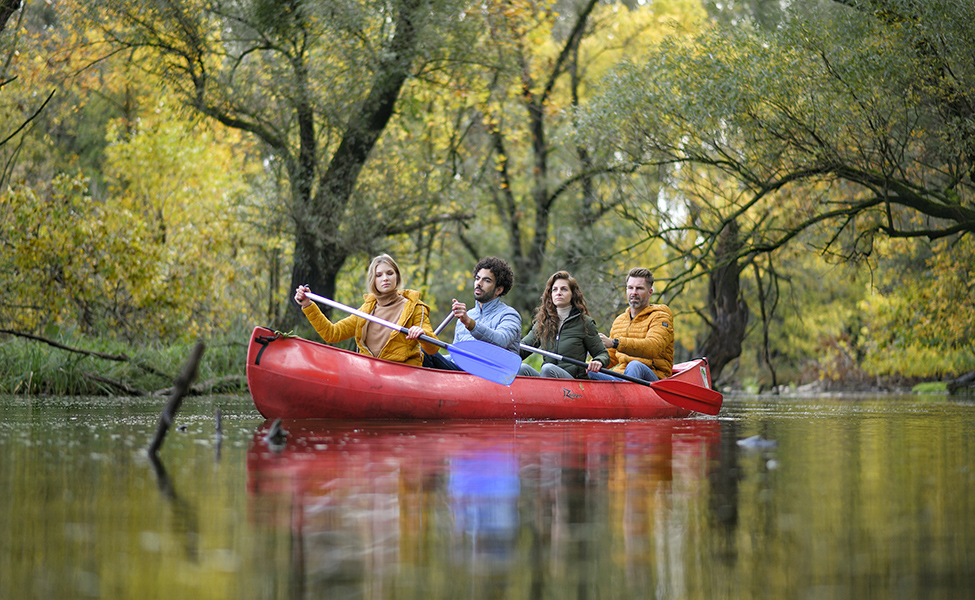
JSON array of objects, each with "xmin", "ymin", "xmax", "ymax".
[
  {"xmin": 532, "ymin": 271, "xmax": 593, "ymax": 346},
  {"xmin": 474, "ymin": 256, "xmax": 514, "ymax": 297}
]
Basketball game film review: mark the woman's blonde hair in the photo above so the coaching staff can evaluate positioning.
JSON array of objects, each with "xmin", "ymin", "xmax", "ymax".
[{"xmin": 365, "ymin": 253, "xmax": 403, "ymax": 296}]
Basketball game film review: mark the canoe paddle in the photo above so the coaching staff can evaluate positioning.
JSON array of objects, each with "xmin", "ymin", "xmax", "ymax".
[
  {"xmin": 304, "ymin": 292, "xmax": 520, "ymax": 386},
  {"xmin": 433, "ymin": 312, "xmax": 455, "ymax": 335},
  {"xmin": 520, "ymin": 343, "xmax": 723, "ymax": 415}
]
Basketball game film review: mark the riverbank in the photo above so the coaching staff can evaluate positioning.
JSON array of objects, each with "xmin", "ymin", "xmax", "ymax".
[
  {"xmin": 0, "ymin": 329, "xmax": 248, "ymax": 396},
  {"xmin": 4, "ymin": 327, "xmax": 972, "ymax": 398},
  {"xmin": 724, "ymin": 375, "xmax": 974, "ymax": 397}
]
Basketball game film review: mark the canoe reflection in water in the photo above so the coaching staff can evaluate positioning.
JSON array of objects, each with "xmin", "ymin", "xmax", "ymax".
[{"xmin": 246, "ymin": 418, "xmax": 721, "ymax": 595}]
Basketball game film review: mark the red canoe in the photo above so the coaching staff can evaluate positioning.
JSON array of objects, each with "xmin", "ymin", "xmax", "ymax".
[{"xmin": 246, "ymin": 326, "xmax": 722, "ymax": 420}]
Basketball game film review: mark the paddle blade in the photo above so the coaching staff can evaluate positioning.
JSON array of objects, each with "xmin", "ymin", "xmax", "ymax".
[
  {"xmin": 651, "ymin": 379, "xmax": 723, "ymax": 415},
  {"xmin": 446, "ymin": 339, "xmax": 522, "ymax": 386}
]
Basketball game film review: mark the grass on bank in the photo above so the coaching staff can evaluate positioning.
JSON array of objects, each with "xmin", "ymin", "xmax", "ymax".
[
  {"xmin": 911, "ymin": 381, "xmax": 948, "ymax": 394},
  {"xmin": 0, "ymin": 328, "xmax": 250, "ymax": 396}
]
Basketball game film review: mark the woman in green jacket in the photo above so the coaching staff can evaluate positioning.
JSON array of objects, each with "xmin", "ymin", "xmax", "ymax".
[{"xmin": 518, "ymin": 271, "xmax": 610, "ymax": 379}]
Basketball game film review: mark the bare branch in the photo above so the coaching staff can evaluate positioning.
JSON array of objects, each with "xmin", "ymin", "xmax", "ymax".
[
  {"xmin": 0, "ymin": 89, "xmax": 55, "ymax": 147},
  {"xmin": 382, "ymin": 211, "xmax": 476, "ymax": 237},
  {"xmin": 0, "ymin": 328, "xmax": 173, "ymax": 379}
]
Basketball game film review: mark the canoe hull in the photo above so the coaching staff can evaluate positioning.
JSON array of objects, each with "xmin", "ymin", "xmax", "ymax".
[{"xmin": 246, "ymin": 327, "xmax": 719, "ymax": 420}]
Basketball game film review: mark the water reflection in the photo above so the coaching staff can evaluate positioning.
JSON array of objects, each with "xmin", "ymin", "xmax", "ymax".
[
  {"xmin": 246, "ymin": 419, "xmax": 720, "ymax": 597},
  {"xmin": 3, "ymin": 395, "xmax": 974, "ymax": 599},
  {"xmin": 147, "ymin": 452, "xmax": 201, "ymax": 562},
  {"xmin": 448, "ymin": 449, "xmax": 519, "ymax": 566}
]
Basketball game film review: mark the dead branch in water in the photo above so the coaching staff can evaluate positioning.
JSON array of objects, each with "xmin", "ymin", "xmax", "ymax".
[
  {"xmin": 152, "ymin": 375, "xmax": 246, "ymax": 396},
  {"xmin": 72, "ymin": 372, "xmax": 245, "ymax": 398},
  {"xmin": 948, "ymin": 371, "xmax": 975, "ymax": 394},
  {"xmin": 148, "ymin": 341, "xmax": 205, "ymax": 457},
  {"xmin": 81, "ymin": 372, "xmax": 148, "ymax": 396}
]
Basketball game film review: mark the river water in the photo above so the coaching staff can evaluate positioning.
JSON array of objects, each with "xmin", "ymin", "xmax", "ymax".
[{"xmin": 1, "ymin": 393, "xmax": 973, "ymax": 599}]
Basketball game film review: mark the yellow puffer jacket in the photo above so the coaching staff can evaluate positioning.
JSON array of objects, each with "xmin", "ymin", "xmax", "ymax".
[
  {"xmin": 606, "ymin": 304, "xmax": 674, "ymax": 379},
  {"xmin": 302, "ymin": 289, "xmax": 439, "ymax": 366}
]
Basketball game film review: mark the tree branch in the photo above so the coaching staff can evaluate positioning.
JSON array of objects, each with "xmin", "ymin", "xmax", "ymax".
[
  {"xmin": 0, "ymin": 328, "xmax": 173, "ymax": 379},
  {"xmin": 541, "ymin": 0, "xmax": 599, "ymax": 104},
  {"xmin": 0, "ymin": 0, "xmax": 21, "ymax": 34},
  {"xmin": 381, "ymin": 210, "xmax": 475, "ymax": 237},
  {"xmin": 0, "ymin": 89, "xmax": 55, "ymax": 147}
]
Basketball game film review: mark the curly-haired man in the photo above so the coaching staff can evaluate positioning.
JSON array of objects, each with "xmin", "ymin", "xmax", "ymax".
[{"xmin": 425, "ymin": 256, "xmax": 522, "ymax": 370}]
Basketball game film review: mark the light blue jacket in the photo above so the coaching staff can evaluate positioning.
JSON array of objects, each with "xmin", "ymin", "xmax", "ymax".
[{"xmin": 453, "ymin": 297, "xmax": 522, "ymax": 354}]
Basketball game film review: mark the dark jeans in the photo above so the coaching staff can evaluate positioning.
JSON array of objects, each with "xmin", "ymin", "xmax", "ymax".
[
  {"xmin": 589, "ymin": 360, "xmax": 660, "ymax": 382},
  {"xmin": 423, "ymin": 352, "xmax": 463, "ymax": 371}
]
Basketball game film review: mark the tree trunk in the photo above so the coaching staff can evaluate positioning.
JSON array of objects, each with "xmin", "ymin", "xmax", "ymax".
[
  {"xmin": 285, "ymin": 235, "xmax": 346, "ymax": 325},
  {"xmin": 0, "ymin": 0, "xmax": 20, "ymax": 33},
  {"xmin": 753, "ymin": 260, "xmax": 778, "ymax": 391},
  {"xmin": 280, "ymin": 0, "xmax": 423, "ymax": 328},
  {"xmin": 697, "ymin": 219, "xmax": 749, "ymax": 382}
]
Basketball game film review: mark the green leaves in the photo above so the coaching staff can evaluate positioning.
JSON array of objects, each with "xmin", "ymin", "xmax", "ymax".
[
  {"xmin": 573, "ymin": 1, "xmax": 975, "ymax": 381},
  {"xmin": 0, "ymin": 78, "xmax": 263, "ymax": 342}
]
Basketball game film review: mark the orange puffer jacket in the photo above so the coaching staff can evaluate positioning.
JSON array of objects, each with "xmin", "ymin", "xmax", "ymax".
[
  {"xmin": 606, "ymin": 304, "xmax": 674, "ymax": 379},
  {"xmin": 302, "ymin": 289, "xmax": 439, "ymax": 365}
]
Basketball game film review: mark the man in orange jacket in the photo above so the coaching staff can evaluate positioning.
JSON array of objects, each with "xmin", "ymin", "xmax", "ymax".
[{"xmin": 589, "ymin": 268, "xmax": 674, "ymax": 383}]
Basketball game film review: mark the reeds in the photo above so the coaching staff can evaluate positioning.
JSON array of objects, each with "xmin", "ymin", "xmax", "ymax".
[{"xmin": 0, "ymin": 329, "xmax": 248, "ymax": 396}]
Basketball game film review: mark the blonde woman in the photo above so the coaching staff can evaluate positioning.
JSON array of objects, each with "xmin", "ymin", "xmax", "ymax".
[{"xmin": 294, "ymin": 254, "xmax": 440, "ymax": 365}]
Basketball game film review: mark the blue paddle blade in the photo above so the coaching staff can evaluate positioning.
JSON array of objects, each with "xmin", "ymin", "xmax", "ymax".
[{"xmin": 446, "ymin": 339, "xmax": 521, "ymax": 386}]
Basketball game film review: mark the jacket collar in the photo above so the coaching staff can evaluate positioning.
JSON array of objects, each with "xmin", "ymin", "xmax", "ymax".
[
  {"xmin": 477, "ymin": 296, "xmax": 504, "ymax": 311},
  {"xmin": 363, "ymin": 288, "xmax": 422, "ymax": 306},
  {"xmin": 629, "ymin": 304, "xmax": 654, "ymax": 320}
]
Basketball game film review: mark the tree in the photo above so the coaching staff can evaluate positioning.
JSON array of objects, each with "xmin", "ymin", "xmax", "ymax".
[
  {"xmin": 0, "ymin": 1, "xmax": 20, "ymax": 31},
  {"xmin": 88, "ymin": 0, "xmax": 476, "ymax": 327},
  {"xmin": 577, "ymin": 0, "xmax": 975, "ymax": 380},
  {"xmin": 858, "ymin": 235, "xmax": 975, "ymax": 380},
  {"xmin": 0, "ymin": 0, "xmax": 58, "ymax": 190},
  {"xmin": 0, "ymin": 90, "xmax": 262, "ymax": 341},
  {"xmin": 420, "ymin": 0, "xmax": 706, "ymax": 315},
  {"xmin": 0, "ymin": 4, "xmax": 269, "ymax": 341}
]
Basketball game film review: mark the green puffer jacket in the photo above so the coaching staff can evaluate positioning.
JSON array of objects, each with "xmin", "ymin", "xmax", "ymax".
[{"xmin": 520, "ymin": 308, "xmax": 610, "ymax": 379}]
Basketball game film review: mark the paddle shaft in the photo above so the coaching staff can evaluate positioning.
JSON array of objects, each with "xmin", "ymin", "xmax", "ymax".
[
  {"xmin": 305, "ymin": 292, "xmax": 449, "ymax": 352},
  {"xmin": 434, "ymin": 313, "xmax": 455, "ymax": 335},
  {"xmin": 304, "ymin": 291, "xmax": 521, "ymax": 386},
  {"xmin": 520, "ymin": 343, "xmax": 651, "ymax": 386},
  {"xmin": 521, "ymin": 343, "xmax": 723, "ymax": 414}
]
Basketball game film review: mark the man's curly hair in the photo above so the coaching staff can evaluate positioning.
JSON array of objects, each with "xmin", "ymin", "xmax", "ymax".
[{"xmin": 474, "ymin": 256, "xmax": 514, "ymax": 297}]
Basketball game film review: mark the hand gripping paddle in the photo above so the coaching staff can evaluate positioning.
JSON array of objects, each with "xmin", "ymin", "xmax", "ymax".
[
  {"xmin": 305, "ymin": 292, "xmax": 521, "ymax": 386},
  {"xmin": 520, "ymin": 343, "xmax": 723, "ymax": 415}
]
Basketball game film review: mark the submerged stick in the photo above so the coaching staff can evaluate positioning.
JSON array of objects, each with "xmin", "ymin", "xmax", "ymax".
[
  {"xmin": 214, "ymin": 407, "xmax": 223, "ymax": 462},
  {"xmin": 147, "ymin": 341, "xmax": 205, "ymax": 457},
  {"xmin": 264, "ymin": 418, "xmax": 288, "ymax": 452}
]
